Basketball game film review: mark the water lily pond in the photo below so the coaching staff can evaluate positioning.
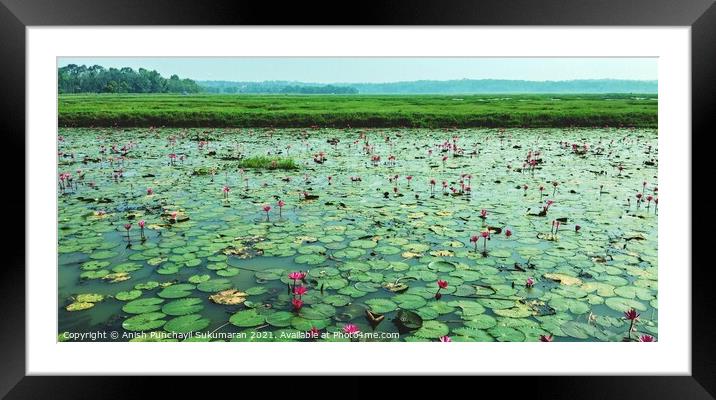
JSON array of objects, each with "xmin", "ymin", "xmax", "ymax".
[{"xmin": 58, "ymin": 127, "xmax": 658, "ymax": 342}]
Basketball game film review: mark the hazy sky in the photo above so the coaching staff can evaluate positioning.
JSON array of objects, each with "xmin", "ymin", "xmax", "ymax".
[{"xmin": 58, "ymin": 57, "xmax": 657, "ymax": 83}]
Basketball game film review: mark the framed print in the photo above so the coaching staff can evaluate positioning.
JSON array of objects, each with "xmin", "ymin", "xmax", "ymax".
[{"xmin": 2, "ymin": 0, "xmax": 713, "ymax": 397}]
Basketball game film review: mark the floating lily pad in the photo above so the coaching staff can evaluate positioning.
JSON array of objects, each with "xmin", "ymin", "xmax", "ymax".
[
  {"xmin": 164, "ymin": 314, "xmax": 210, "ymax": 333},
  {"xmin": 196, "ymin": 279, "xmax": 232, "ymax": 293},
  {"xmin": 158, "ymin": 283, "xmax": 196, "ymax": 298},
  {"xmin": 229, "ymin": 309, "xmax": 266, "ymax": 327},
  {"xmin": 365, "ymin": 298, "xmax": 398, "ymax": 313},
  {"xmin": 209, "ymin": 289, "xmax": 247, "ymax": 305},
  {"xmin": 122, "ymin": 312, "xmax": 167, "ymax": 331},
  {"xmin": 122, "ymin": 297, "xmax": 165, "ymax": 314},
  {"xmin": 115, "ymin": 290, "xmax": 142, "ymax": 301},
  {"xmin": 414, "ymin": 320, "xmax": 449, "ymax": 339},
  {"xmin": 162, "ymin": 298, "xmax": 204, "ymax": 315}
]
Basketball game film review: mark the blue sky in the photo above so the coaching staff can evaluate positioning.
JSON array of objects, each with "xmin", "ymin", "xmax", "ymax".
[{"xmin": 58, "ymin": 57, "xmax": 657, "ymax": 83}]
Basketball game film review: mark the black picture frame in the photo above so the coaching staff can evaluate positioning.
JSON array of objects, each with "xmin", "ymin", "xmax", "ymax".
[{"xmin": 1, "ymin": 0, "xmax": 711, "ymax": 397}]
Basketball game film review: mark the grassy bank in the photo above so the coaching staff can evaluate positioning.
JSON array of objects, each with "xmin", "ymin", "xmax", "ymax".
[{"xmin": 58, "ymin": 93, "xmax": 658, "ymax": 128}]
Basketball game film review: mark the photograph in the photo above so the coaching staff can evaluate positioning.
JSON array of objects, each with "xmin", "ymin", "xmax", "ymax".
[{"xmin": 56, "ymin": 57, "xmax": 659, "ymax": 343}]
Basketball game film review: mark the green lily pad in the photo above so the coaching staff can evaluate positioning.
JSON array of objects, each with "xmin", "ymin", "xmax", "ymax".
[
  {"xmin": 161, "ymin": 298, "xmax": 204, "ymax": 316},
  {"xmin": 122, "ymin": 312, "xmax": 167, "ymax": 331},
  {"xmin": 365, "ymin": 298, "xmax": 398, "ymax": 313},
  {"xmin": 229, "ymin": 309, "xmax": 266, "ymax": 327},
  {"xmin": 414, "ymin": 320, "xmax": 449, "ymax": 339},
  {"xmin": 164, "ymin": 314, "xmax": 210, "ymax": 333},
  {"xmin": 115, "ymin": 290, "xmax": 142, "ymax": 301},
  {"xmin": 122, "ymin": 297, "xmax": 165, "ymax": 314},
  {"xmin": 158, "ymin": 283, "xmax": 196, "ymax": 299}
]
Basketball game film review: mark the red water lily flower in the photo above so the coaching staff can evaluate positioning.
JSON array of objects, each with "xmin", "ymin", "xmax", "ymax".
[
  {"xmin": 291, "ymin": 298, "xmax": 304, "ymax": 311},
  {"xmin": 342, "ymin": 324, "xmax": 360, "ymax": 334},
  {"xmin": 624, "ymin": 308, "xmax": 640, "ymax": 321},
  {"xmin": 293, "ymin": 285, "xmax": 308, "ymax": 296},
  {"xmin": 539, "ymin": 335, "xmax": 553, "ymax": 342},
  {"xmin": 288, "ymin": 271, "xmax": 306, "ymax": 281}
]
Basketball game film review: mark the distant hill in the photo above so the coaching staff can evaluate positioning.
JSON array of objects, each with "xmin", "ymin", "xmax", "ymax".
[{"xmin": 198, "ymin": 79, "xmax": 657, "ymax": 94}]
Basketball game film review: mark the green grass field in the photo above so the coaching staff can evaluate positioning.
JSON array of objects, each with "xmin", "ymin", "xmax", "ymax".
[{"xmin": 58, "ymin": 93, "xmax": 657, "ymax": 128}]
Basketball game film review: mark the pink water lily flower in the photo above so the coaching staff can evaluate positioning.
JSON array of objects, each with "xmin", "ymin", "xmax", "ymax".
[
  {"xmin": 146, "ymin": 187, "xmax": 154, "ymax": 195},
  {"xmin": 526, "ymin": 277, "xmax": 535, "ymax": 288},
  {"xmin": 138, "ymin": 220, "xmax": 146, "ymax": 228},
  {"xmin": 539, "ymin": 335, "xmax": 554, "ymax": 342},
  {"xmin": 291, "ymin": 298, "xmax": 304, "ymax": 311},
  {"xmin": 638, "ymin": 334, "xmax": 655, "ymax": 342},
  {"xmin": 262, "ymin": 204, "xmax": 272, "ymax": 221},
  {"xmin": 624, "ymin": 308, "xmax": 640, "ymax": 321},
  {"xmin": 288, "ymin": 271, "xmax": 306, "ymax": 281},
  {"xmin": 342, "ymin": 324, "xmax": 360, "ymax": 334},
  {"xmin": 439, "ymin": 336, "xmax": 452, "ymax": 342},
  {"xmin": 293, "ymin": 285, "xmax": 308, "ymax": 296}
]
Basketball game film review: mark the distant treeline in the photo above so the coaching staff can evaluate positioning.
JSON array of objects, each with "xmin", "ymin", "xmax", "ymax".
[
  {"xmin": 346, "ymin": 79, "xmax": 658, "ymax": 94},
  {"xmin": 200, "ymin": 80, "xmax": 358, "ymax": 94},
  {"xmin": 58, "ymin": 65, "xmax": 202, "ymax": 94},
  {"xmin": 199, "ymin": 79, "xmax": 657, "ymax": 94}
]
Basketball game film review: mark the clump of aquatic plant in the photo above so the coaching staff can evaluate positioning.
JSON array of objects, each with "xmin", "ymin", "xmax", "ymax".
[
  {"xmin": 435, "ymin": 279, "xmax": 448, "ymax": 300},
  {"xmin": 370, "ymin": 154, "xmax": 381, "ymax": 166},
  {"xmin": 551, "ymin": 220, "xmax": 561, "ymax": 236},
  {"xmin": 470, "ymin": 231, "xmax": 490, "ymax": 255},
  {"xmin": 313, "ymin": 151, "xmax": 326, "ymax": 164},
  {"xmin": 540, "ymin": 200, "xmax": 555, "ymax": 216},
  {"xmin": 470, "ymin": 235, "xmax": 479, "ymax": 252},
  {"xmin": 635, "ymin": 193, "xmax": 643, "ymax": 209},
  {"xmin": 277, "ymin": 200, "xmax": 285, "ymax": 218},
  {"xmin": 123, "ymin": 223, "xmax": 132, "ymax": 242},
  {"xmin": 624, "ymin": 308, "xmax": 640, "ymax": 340},
  {"xmin": 262, "ymin": 204, "xmax": 271, "ymax": 221},
  {"xmin": 479, "ymin": 209, "xmax": 488, "ymax": 220},
  {"xmin": 138, "ymin": 220, "xmax": 146, "ymax": 240},
  {"xmin": 238, "ymin": 156, "xmax": 298, "ymax": 170}
]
